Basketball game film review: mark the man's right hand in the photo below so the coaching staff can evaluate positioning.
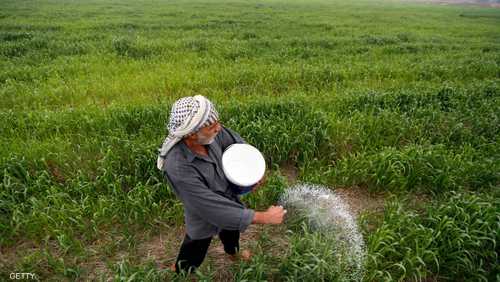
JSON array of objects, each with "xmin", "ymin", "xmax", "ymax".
[{"xmin": 252, "ymin": 205, "xmax": 287, "ymax": 224}]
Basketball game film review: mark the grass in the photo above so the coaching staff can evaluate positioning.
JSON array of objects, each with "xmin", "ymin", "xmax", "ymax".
[
  {"xmin": 363, "ymin": 192, "xmax": 499, "ymax": 281},
  {"xmin": 0, "ymin": 0, "xmax": 499, "ymax": 280}
]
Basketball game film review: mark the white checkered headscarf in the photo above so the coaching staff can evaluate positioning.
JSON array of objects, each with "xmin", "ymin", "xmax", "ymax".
[{"xmin": 157, "ymin": 95, "xmax": 219, "ymax": 170}]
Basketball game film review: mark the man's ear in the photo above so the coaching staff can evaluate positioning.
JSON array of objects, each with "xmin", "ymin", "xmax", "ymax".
[{"xmin": 185, "ymin": 131, "xmax": 200, "ymax": 143}]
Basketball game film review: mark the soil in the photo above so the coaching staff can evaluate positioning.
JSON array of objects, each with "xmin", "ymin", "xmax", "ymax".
[
  {"xmin": 131, "ymin": 224, "xmax": 288, "ymax": 282},
  {"xmin": 334, "ymin": 185, "xmax": 387, "ymax": 217},
  {"xmin": 280, "ymin": 161, "xmax": 299, "ymax": 185}
]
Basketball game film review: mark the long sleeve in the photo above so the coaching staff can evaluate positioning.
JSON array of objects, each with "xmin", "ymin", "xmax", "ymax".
[{"xmin": 166, "ymin": 164, "xmax": 255, "ymax": 233}]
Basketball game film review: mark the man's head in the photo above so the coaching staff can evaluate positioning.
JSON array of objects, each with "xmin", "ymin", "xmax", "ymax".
[
  {"xmin": 167, "ymin": 95, "xmax": 220, "ymax": 142},
  {"xmin": 157, "ymin": 95, "xmax": 221, "ymax": 169},
  {"xmin": 185, "ymin": 120, "xmax": 222, "ymax": 145}
]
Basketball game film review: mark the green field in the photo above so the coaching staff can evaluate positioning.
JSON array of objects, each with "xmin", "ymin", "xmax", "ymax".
[{"xmin": 1, "ymin": 0, "xmax": 499, "ymax": 280}]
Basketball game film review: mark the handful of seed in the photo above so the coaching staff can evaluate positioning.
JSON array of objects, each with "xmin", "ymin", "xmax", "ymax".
[{"xmin": 278, "ymin": 183, "xmax": 366, "ymax": 281}]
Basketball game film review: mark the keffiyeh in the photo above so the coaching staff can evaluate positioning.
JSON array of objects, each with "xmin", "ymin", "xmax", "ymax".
[{"xmin": 157, "ymin": 95, "xmax": 219, "ymax": 170}]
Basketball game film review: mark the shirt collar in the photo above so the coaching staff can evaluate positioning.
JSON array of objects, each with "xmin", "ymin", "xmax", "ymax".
[
  {"xmin": 179, "ymin": 141, "xmax": 196, "ymax": 162},
  {"xmin": 179, "ymin": 140, "xmax": 214, "ymax": 163}
]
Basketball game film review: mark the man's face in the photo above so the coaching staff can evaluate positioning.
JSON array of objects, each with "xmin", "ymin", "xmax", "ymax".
[{"xmin": 196, "ymin": 121, "xmax": 221, "ymax": 145}]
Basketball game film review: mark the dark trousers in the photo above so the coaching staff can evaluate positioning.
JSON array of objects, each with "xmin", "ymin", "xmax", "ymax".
[{"xmin": 174, "ymin": 229, "xmax": 240, "ymax": 274}]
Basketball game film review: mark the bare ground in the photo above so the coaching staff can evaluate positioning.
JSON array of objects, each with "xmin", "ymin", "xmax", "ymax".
[
  {"xmin": 280, "ymin": 161, "xmax": 299, "ymax": 185},
  {"xmin": 280, "ymin": 163, "xmax": 387, "ymax": 218},
  {"xmin": 334, "ymin": 185, "xmax": 387, "ymax": 218}
]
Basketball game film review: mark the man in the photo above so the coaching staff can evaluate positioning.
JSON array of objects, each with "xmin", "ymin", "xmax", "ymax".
[{"xmin": 157, "ymin": 95, "xmax": 286, "ymax": 274}]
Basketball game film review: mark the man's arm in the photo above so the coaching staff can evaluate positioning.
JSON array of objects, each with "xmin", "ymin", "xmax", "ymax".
[
  {"xmin": 167, "ymin": 165, "xmax": 255, "ymax": 232},
  {"xmin": 252, "ymin": 206, "xmax": 287, "ymax": 224},
  {"xmin": 166, "ymin": 165, "xmax": 286, "ymax": 228}
]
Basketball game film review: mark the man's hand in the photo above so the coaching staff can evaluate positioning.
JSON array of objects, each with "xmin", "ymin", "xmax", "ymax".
[
  {"xmin": 264, "ymin": 205, "xmax": 287, "ymax": 224},
  {"xmin": 251, "ymin": 205, "xmax": 287, "ymax": 224}
]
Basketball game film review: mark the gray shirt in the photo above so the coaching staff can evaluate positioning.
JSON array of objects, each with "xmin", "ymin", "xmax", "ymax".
[{"xmin": 162, "ymin": 126, "xmax": 255, "ymax": 240}]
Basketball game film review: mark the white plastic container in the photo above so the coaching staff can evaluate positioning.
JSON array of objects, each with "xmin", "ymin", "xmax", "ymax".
[{"xmin": 222, "ymin": 143, "xmax": 266, "ymax": 188}]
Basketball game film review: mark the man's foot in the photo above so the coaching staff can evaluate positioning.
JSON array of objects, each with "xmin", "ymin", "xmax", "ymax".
[
  {"xmin": 240, "ymin": 249, "xmax": 252, "ymax": 261},
  {"xmin": 228, "ymin": 249, "xmax": 252, "ymax": 262}
]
